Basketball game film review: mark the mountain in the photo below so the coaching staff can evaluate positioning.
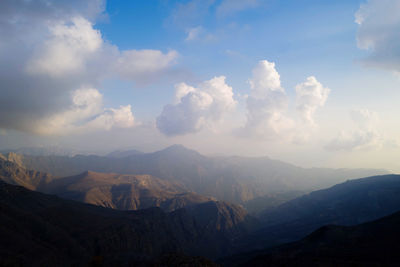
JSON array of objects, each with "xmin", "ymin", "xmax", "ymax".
[
  {"xmin": 41, "ymin": 170, "xmax": 214, "ymax": 212},
  {"xmin": 238, "ymin": 174, "xmax": 400, "ymax": 252},
  {"xmin": 238, "ymin": 210, "xmax": 400, "ymax": 266},
  {"xmin": 0, "ymin": 156, "xmax": 52, "ymax": 190},
  {"xmin": 0, "ymin": 145, "xmax": 91, "ymax": 157},
  {"xmin": 0, "ymin": 181, "xmax": 255, "ymax": 265},
  {"xmin": 5, "ymin": 145, "xmax": 387, "ymax": 206},
  {"xmin": 106, "ymin": 149, "xmax": 144, "ymax": 158},
  {"xmin": 0, "ymin": 157, "xmax": 215, "ymax": 212}
]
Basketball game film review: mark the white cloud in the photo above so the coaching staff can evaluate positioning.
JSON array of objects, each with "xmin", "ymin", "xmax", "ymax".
[
  {"xmin": 27, "ymin": 16, "xmax": 103, "ymax": 77},
  {"xmin": 114, "ymin": 49, "xmax": 178, "ymax": 83},
  {"xmin": 156, "ymin": 76, "xmax": 236, "ymax": 136},
  {"xmin": 0, "ymin": 0, "xmax": 178, "ymax": 135},
  {"xmin": 295, "ymin": 76, "xmax": 330, "ymax": 126},
  {"xmin": 355, "ymin": 0, "xmax": 400, "ymax": 72},
  {"xmin": 240, "ymin": 60, "xmax": 294, "ymax": 138},
  {"xmin": 326, "ymin": 109, "xmax": 383, "ymax": 151},
  {"xmin": 36, "ymin": 88, "xmax": 134, "ymax": 135},
  {"xmin": 238, "ymin": 61, "xmax": 329, "ymax": 141}
]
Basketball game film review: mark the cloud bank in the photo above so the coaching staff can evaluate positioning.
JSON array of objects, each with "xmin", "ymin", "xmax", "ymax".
[
  {"xmin": 157, "ymin": 60, "xmax": 330, "ymax": 142},
  {"xmin": 0, "ymin": 0, "xmax": 177, "ymax": 135}
]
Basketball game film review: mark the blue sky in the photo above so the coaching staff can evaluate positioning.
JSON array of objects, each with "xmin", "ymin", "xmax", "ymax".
[
  {"xmin": 97, "ymin": 0, "xmax": 367, "ymax": 112},
  {"xmin": 1, "ymin": 0, "xmax": 400, "ymax": 171}
]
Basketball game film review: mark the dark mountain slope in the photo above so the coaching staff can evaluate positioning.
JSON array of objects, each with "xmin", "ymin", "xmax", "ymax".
[
  {"xmin": 239, "ymin": 174, "xmax": 400, "ymax": 252},
  {"xmin": 240, "ymin": 210, "xmax": 400, "ymax": 266},
  {"xmin": 0, "ymin": 181, "xmax": 255, "ymax": 266},
  {"xmin": 4, "ymin": 145, "xmax": 387, "ymax": 205}
]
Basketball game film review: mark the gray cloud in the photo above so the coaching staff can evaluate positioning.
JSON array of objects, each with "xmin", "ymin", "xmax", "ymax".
[
  {"xmin": 0, "ymin": 0, "xmax": 178, "ymax": 135},
  {"xmin": 355, "ymin": 0, "xmax": 400, "ymax": 72}
]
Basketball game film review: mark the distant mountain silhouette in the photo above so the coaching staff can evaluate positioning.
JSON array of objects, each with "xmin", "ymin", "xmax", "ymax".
[
  {"xmin": 3, "ymin": 145, "xmax": 387, "ymax": 206},
  {"xmin": 237, "ymin": 210, "xmax": 400, "ymax": 266},
  {"xmin": 0, "ymin": 181, "xmax": 256, "ymax": 265},
  {"xmin": 238, "ymin": 174, "xmax": 400, "ymax": 252}
]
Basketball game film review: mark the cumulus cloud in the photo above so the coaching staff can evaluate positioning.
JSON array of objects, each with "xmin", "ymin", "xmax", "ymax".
[
  {"xmin": 36, "ymin": 88, "xmax": 134, "ymax": 135},
  {"xmin": 326, "ymin": 109, "xmax": 383, "ymax": 151},
  {"xmin": 26, "ymin": 16, "xmax": 103, "ymax": 77},
  {"xmin": 236, "ymin": 60, "xmax": 329, "ymax": 141},
  {"xmin": 355, "ymin": 0, "xmax": 400, "ymax": 72},
  {"xmin": 156, "ymin": 76, "xmax": 236, "ymax": 136},
  {"xmin": 295, "ymin": 76, "xmax": 330, "ymax": 126},
  {"xmin": 240, "ymin": 60, "xmax": 293, "ymax": 138},
  {"xmin": 0, "ymin": 0, "xmax": 177, "ymax": 135}
]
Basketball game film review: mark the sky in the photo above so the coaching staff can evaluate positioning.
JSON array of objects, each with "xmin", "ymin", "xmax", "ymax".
[{"xmin": 1, "ymin": 0, "xmax": 400, "ymax": 171}]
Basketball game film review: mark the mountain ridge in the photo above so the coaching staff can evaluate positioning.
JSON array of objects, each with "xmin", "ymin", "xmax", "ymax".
[{"xmin": 3, "ymin": 144, "xmax": 388, "ymax": 205}]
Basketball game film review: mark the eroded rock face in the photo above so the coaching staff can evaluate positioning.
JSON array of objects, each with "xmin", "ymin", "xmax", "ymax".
[{"xmin": 0, "ymin": 157, "xmax": 52, "ymax": 190}]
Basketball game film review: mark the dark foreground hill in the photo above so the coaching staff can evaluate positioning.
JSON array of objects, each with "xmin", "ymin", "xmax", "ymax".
[
  {"xmin": 238, "ymin": 174, "xmax": 400, "ymax": 252},
  {"xmin": 237, "ymin": 210, "xmax": 400, "ymax": 266},
  {"xmin": 2, "ymin": 145, "xmax": 387, "ymax": 206},
  {"xmin": 0, "ymin": 181, "xmax": 257, "ymax": 266}
]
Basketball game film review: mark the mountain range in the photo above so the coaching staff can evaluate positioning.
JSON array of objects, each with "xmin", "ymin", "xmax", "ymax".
[
  {"xmin": 1, "ymin": 145, "xmax": 400, "ymax": 266},
  {"xmin": 236, "ymin": 174, "xmax": 400, "ymax": 252},
  {"xmin": 0, "ymin": 156, "xmax": 217, "ymax": 212},
  {"xmin": 2, "ymin": 145, "xmax": 388, "ymax": 207}
]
